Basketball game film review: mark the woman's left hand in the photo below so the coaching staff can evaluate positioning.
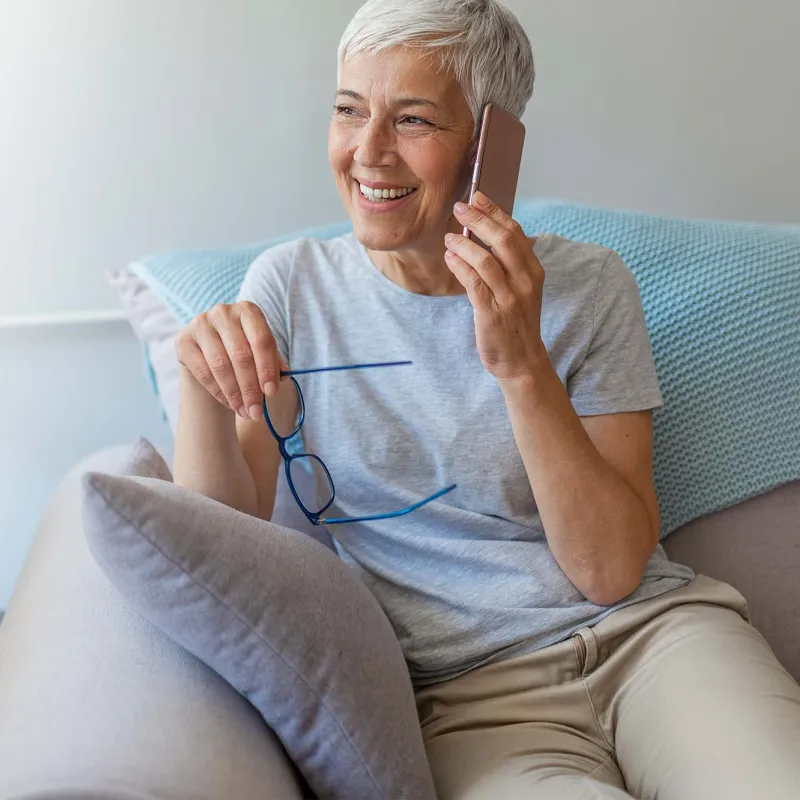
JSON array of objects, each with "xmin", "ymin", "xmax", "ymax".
[{"xmin": 446, "ymin": 191, "xmax": 547, "ymax": 382}]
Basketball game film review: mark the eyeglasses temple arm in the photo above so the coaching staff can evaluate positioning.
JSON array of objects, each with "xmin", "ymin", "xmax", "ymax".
[
  {"xmin": 320, "ymin": 484, "xmax": 456, "ymax": 526},
  {"xmin": 281, "ymin": 360, "xmax": 412, "ymax": 377}
]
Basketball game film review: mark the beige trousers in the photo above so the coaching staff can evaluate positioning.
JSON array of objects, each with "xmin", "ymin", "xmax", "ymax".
[{"xmin": 415, "ymin": 576, "xmax": 800, "ymax": 800}]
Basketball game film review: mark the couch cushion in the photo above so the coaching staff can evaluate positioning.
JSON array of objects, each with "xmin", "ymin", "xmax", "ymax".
[
  {"xmin": 82, "ymin": 439, "xmax": 436, "ymax": 800},
  {"xmin": 664, "ymin": 481, "xmax": 800, "ymax": 683}
]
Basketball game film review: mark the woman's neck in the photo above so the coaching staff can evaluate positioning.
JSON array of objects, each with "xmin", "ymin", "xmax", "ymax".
[{"xmin": 365, "ymin": 215, "xmax": 466, "ymax": 297}]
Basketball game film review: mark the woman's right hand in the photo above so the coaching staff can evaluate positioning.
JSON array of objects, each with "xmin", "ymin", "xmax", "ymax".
[{"xmin": 176, "ymin": 301, "xmax": 285, "ymax": 421}]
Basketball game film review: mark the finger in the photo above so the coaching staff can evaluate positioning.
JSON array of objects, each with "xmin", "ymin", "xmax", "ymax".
[
  {"xmin": 214, "ymin": 312, "xmax": 266, "ymax": 421},
  {"xmin": 238, "ymin": 303, "xmax": 282, "ymax": 398},
  {"xmin": 454, "ymin": 196, "xmax": 528, "ymax": 272},
  {"xmin": 179, "ymin": 335, "xmax": 231, "ymax": 411},
  {"xmin": 472, "ymin": 191, "xmax": 516, "ymax": 227},
  {"xmin": 444, "ymin": 232, "xmax": 510, "ymax": 300},
  {"xmin": 195, "ymin": 321, "xmax": 249, "ymax": 418},
  {"xmin": 444, "ymin": 249, "xmax": 493, "ymax": 310}
]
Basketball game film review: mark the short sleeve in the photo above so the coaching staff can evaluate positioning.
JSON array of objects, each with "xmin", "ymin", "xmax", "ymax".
[
  {"xmin": 568, "ymin": 251, "xmax": 663, "ymax": 416},
  {"xmin": 236, "ymin": 240, "xmax": 298, "ymax": 366}
]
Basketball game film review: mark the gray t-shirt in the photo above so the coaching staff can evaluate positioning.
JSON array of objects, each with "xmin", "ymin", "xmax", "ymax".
[{"xmin": 238, "ymin": 232, "xmax": 693, "ymax": 686}]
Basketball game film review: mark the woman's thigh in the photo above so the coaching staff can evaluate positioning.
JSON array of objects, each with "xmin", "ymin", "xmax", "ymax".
[
  {"xmin": 594, "ymin": 599, "xmax": 800, "ymax": 800},
  {"xmin": 416, "ymin": 642, "xmax": 631, "ymax": 800},
  {"xmin": 422, "ymin": 720, "xmax": 630, "ymax": 800}
]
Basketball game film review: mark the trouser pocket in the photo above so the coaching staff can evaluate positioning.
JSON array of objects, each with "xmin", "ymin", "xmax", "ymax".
[{"xmin": 572, "ymin": 633, "xmax": 587, "ymax": 674}]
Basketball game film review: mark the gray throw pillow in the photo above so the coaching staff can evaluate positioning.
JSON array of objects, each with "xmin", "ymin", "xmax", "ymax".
[
  {"xmin": 81, "ymin": 439, "xmax": 436, "ymax": 800},
  {"xmin": 123, "ymin": 434, "xmax": 174, "ymax": 481}
]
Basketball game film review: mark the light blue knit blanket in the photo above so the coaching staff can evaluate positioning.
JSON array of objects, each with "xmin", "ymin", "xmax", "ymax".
[{"xmin": 130, "ymin": 200, "xmax": 800, "ymax": 537}]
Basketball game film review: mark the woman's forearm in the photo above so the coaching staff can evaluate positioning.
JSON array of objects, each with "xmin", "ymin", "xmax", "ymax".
[
  {"xmin": 173, "ymin": 365, "xmax": 259, "ymax": 517},
  {"xmin": 499, "ymin": 357, "xmax": 654, "ymax": 606}
]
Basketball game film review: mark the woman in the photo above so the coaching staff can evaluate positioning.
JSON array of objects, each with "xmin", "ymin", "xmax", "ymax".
[{"xmin": 174, "ymin": 1, "xmax": 800, "ymax": 797}]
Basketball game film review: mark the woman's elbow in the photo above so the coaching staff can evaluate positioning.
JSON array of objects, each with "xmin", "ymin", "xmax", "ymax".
[{"xmin": 579, "ymin": 562, "xmax": 647, "ymax": 607}]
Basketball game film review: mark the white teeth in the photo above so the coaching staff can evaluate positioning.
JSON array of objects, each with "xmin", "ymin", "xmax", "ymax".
[{"xmin": 358, "ymin": 183, "xmax": 415, "ymax": 202}]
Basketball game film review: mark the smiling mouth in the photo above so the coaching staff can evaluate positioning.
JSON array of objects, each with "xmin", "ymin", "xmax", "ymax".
[{"xmin": 355, "ymin": 179, "xmax": 418, "ymax": 204}]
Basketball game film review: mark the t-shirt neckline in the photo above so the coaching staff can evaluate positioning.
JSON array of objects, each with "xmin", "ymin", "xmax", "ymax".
[
  {"xmin": 352, "ymin": 232, "xmax": 551, "ymax": 307},
  {"xmin": 353, "ymin": 237, "xmax": 473, "ymax": 307}
]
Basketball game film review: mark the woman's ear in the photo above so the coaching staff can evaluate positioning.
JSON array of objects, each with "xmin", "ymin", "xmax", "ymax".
[
  {"xmin": 468, "ymin": 139, "xmax": 479, "ymax": 168},
  {"xmin": 459, "ymin": 141, "xmax": 478, "ymax": 200},
  {"xmin": 456, "ymin": 157, "xmax": 475, "ymax": 203}
]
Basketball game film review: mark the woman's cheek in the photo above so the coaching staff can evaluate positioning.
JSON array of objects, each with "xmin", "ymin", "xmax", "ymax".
[
  {"xmin": 328, "ymin": 126, "xmax": 355, "ymax": 165},
  {"xmin": 416, "ymin": 139, "xmax": 471, "ymax": 190}
]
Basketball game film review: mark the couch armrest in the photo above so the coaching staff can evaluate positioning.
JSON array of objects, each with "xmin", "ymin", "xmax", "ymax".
[
  {"xmin": 0, "ymin": 445, "xmax": 305, "ymax": 800},
  {"xmin": 663, "ymin": 480, "xmax": 800, "ymax": 683}
]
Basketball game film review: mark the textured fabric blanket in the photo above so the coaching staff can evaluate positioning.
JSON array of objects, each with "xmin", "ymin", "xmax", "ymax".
[{"xmin": 129, "ymin": 200, "xmax": 800, "ymax": 536}]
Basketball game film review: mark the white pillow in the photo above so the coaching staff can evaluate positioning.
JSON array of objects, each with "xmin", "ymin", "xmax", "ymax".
[{"xmin": 108, "ymin": 268, "xmax": 183, "ymax": 431}]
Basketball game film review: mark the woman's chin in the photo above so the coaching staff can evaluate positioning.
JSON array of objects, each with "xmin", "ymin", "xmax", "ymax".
[{"xmin": 352, "ymin": 219, "xmax": 415, "ymax": 252}]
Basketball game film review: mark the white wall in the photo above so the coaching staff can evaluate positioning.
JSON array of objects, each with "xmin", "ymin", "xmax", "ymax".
[
  {"xmin": 0, "ymin": 323, "xmax": 174, "ymax": 610},
  {"xmin": 1, "ymin": 0, "xmax": 799, "ymax": 608},
  {"xmin": 527, "ymin": 1, "xmax": 800, "ymax": 223}
]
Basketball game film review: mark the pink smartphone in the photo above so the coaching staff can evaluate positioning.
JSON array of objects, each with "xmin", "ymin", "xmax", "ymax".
[{"xmin": 463, "ymin": 103, "xmax": 526, "ymax": 248}]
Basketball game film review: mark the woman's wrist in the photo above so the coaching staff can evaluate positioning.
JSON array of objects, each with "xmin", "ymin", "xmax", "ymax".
[
  {"xmin": 496, "ymin": 347, "xmax": 553, "ymax": 399},
  {"xmin": 178, "ymin": 364, "xmax": 236, "ymax": 424}
]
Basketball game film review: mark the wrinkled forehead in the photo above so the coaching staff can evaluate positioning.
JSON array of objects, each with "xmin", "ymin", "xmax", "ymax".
[{"xmin": 337, "ymin": 48, "xmax": 467, "ymax": 115}]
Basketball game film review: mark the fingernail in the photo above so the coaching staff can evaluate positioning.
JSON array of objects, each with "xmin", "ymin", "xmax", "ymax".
[
  {"xmin": 237, "ymin": 407, "xmax": 248, "ymax": 419},
  {"xmin": 444, "ymin": 233, "xmax": 456, "ymax": 246},
  {"xmin": 248, "ymin": 404, "xmax": 262, "ymax": 420},
  {"xmin": 264, "ymin": 381, "xmax": 277, "ymax": 397},
  {"xmin": 453, "ymin": 201, "xmax": 468, "ymax": 213}
]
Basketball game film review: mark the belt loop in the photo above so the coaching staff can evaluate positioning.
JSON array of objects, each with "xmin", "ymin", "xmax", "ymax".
[{"xmin": 577, "ymin": 627, "xmax": 599, "ymax": 676}]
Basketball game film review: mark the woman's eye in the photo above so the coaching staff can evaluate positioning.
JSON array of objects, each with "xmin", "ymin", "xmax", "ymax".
[
  {"xmin": 335, "ymin": 105, "xmax": 360, "ymax": 117},
  {"xmin": 400, "ymin": 116, "xmax": 432, "ymax": 126}
]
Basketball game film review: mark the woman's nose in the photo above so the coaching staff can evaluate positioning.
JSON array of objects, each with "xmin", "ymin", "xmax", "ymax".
[{"xmin": 353, "ymin": 121, "xmax": 397, "ymax": 169}]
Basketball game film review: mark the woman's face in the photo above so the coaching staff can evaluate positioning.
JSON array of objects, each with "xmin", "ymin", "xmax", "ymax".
[{"xmin": 329, "ymin": 47, "xmax": 475, "ymax": 253}]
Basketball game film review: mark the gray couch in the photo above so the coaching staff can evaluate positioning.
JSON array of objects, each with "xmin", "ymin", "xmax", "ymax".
[{"xmin": 0, "ymin": 441, "xmax": 798, "ymax": 799}]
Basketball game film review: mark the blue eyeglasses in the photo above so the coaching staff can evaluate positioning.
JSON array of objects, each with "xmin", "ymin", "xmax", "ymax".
[{"xmin": 261, "ymin": 360, "xmax": 456, "ymax": 526}]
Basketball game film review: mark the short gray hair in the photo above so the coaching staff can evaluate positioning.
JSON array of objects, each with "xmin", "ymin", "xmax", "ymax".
[{"xmin": 338, "ymin": 0, "xmax": 535, "ymax": 130}]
